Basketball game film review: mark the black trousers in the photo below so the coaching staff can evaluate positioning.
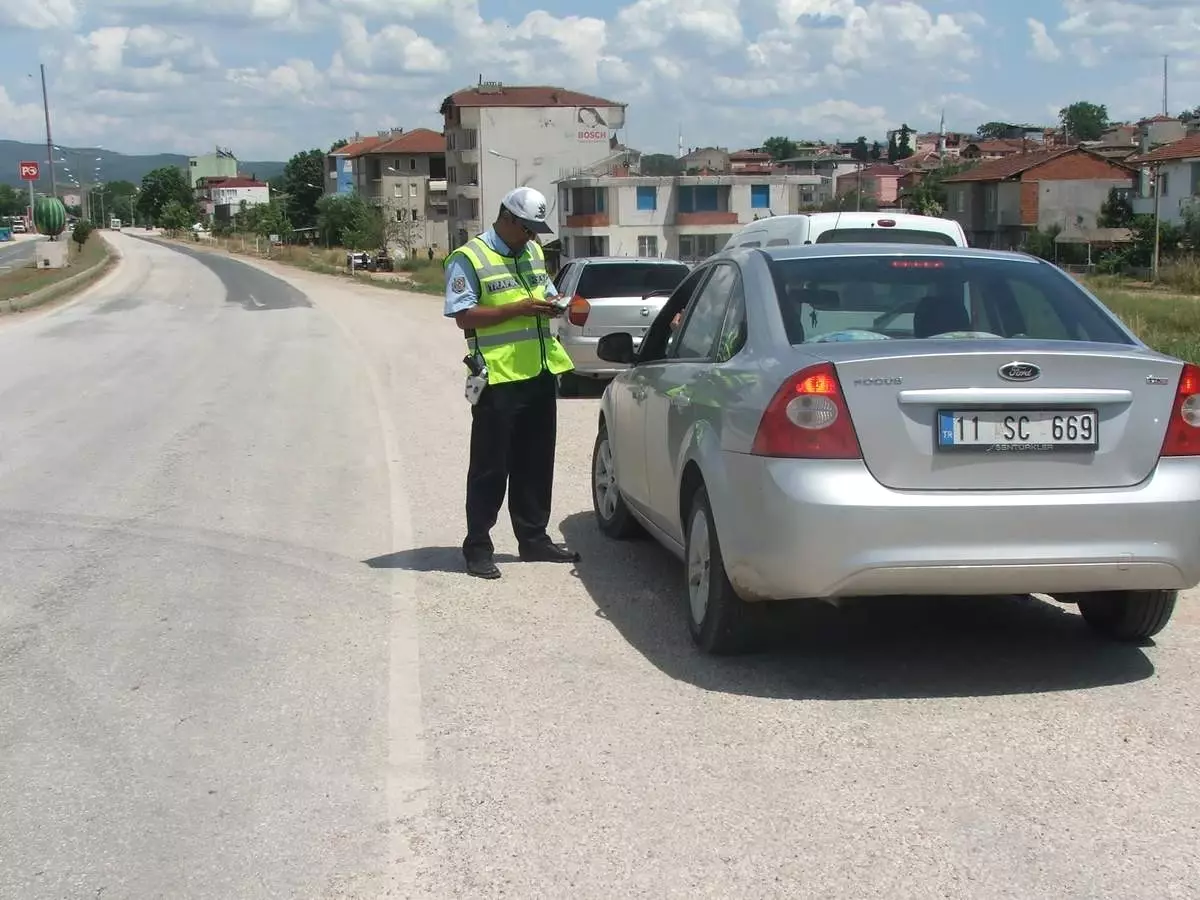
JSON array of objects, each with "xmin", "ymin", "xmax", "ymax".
[{"xmin": 463, "ymin": 370, "xmax": 557, "ymax": 555}]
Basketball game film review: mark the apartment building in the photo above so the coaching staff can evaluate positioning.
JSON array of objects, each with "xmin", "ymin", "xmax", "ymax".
[
  {"xmin": 556, "ymin": 173, "xmax": 831, "ymax": 263},
  {"xmin": 329, "ymin": 128, "xmax": 449, "ymax": 252},
  {"xmin": 438, "ymin": 81, "xmax": 627, "ymax": 249},
  {"xmin": 196, "ymin": 176, "xmax": 269, "ymax": 220},
  {"xmin": 188, "ymin": 148, "xmax": 239, "ymax": 189}
]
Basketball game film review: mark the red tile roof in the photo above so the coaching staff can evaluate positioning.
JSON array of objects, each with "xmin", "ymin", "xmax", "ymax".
[
  {"xmin": 441, "ymin": 84, "xmax": 624, "ymax": 110},
  {"xmin": 1127, "ymin": 133, "xmax": 1200, "ymax": 164},
  {"xmin": 731, "ymin": 150, "xmax": 772, "ymax": 161},
  {"xmin": 964, "ymin": 139, "xmax": 1028, "ymax": 154},
  {"xmin": 942, "ymin": 147, "xmax": 1089, "ymax": 182},
  {"xmin": 333, "ymin": 135, "xmax": 387, "ymax": 157},
  {"xmin": 370, "ymin": 128, "xmax": 446, "ymax": 155},
  {"xmin": 853, "ymin": 164, "xmax": 904, "ymax": 177}
]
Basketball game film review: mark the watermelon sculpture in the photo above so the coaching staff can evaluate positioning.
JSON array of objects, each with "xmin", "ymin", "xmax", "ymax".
[{"xmin": 33, "ymin": 196, "xmax": 67, "ymax": 240}]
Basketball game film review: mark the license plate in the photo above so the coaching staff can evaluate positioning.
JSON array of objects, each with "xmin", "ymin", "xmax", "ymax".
[{"xmin": 936, "ymin": 409, "xmax": 1099, "ymax": 451}]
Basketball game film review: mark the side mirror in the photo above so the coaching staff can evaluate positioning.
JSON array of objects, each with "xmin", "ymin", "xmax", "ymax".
[{"xmin": 596, "ymin": 332, "xmax": 636, "ymax": 365}]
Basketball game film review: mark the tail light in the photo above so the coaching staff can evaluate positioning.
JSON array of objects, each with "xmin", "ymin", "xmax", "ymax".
[
  {"xmin": 750, "ymin": 362, "xmax": 862, "ymax": 459},
  {"xmin": 1160, "ymin": 363, "xmax": 1200, "ymax": 457},
  {"xmin": 567, "ymin": 295, "xmax": 590, "ymax": 327}
]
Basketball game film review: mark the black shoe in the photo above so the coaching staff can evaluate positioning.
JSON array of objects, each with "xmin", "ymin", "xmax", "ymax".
[
  {"xmin": 518, "ymin": 540, "xmax": 581, "ymax": 563},
  {"xmin": 464, "ymin": 552, "xmax": 501, "ymax": 579}
]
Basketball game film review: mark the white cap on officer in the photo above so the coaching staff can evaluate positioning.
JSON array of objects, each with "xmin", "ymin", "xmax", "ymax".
[{"xmin": 500, "ymin": 186, "xmax": 553, "ymax": 235}]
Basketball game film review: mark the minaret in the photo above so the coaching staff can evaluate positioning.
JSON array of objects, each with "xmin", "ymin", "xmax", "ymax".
[{"xmin": 937, "ymin": 109, "xmax": 947, "ymax": 158}]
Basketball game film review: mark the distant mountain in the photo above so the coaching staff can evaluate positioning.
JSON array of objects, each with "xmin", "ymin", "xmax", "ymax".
[{"xmin": 0, "ymin": 140, "xmax": 287, "ymax": 190}]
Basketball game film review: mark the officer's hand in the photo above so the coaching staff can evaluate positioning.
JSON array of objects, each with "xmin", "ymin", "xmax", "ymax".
[{"xmin": 521, "ymin": 299, "xmax": 561, "ymax": 317}]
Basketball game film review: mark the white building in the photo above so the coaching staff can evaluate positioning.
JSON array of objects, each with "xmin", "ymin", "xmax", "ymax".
[
  {"xmin": 555, "ymin": 174, "xmax": 833, "ymax": 263},
  {"xmin": 439, "ymin": 82, "xmax": 627, "ymax": 249},
  {"xmin": 197, "ymin": 176, "xmax": 269, "ymax": 219},
  {"xmin": 1128, "ymin": 133, "xmax": 1200, "ymax": 226}
]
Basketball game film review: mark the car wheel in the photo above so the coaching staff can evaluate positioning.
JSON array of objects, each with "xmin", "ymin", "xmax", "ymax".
[
  {"xmin": 1075, "ymin": 589, "xmax": 1177, "ymax": 642},
  {"xmin": 557, "ymin": 372, "xmax": 586, "ymax": 398},
  {"xmin": 591, "ymin": 424, "xmax": 643, "ymax": 540},
  {"xmin": 684, "ymin": 484, "xmax": 760, "ymax": 655}
]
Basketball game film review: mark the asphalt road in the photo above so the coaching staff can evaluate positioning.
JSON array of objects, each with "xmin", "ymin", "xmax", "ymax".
[
  {"xmin": 0, "ymin": 233, "xmax": 43, "ymax": 270},
  {"xmin": 2, "ymin": 233, "xmax": 1199, "ymax": 899}
]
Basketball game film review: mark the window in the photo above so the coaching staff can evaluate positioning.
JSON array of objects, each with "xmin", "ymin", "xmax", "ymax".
[
  {"xmin": 715, "ymin": 279, "xmax": 747, "ymax": 362},
  {"xmin": 448, "ymin": 199, "xmax": 458, "ymax": 216},
  {"xmin": 578, "ymin": 235, "xmax": 610, "ymax": 257},
  {"xmin": 448, "ymin": 167, "xmax": 457, "ymax": 184},
  {"xmin": 410, "ymin": 158, "xmax": 417, "ymax": 171},
  {"xmin": 467, "ymin": 199, "xmax": 479, "ymax": 219},
  {"xmin": 985, "ymin": 187, "xmax": 996, "ymax": 212},
  {"xmin": 750, "ymin": 184, "xmax": 770, "ymax": 209},
  {"xmin": 671, "ymin": 264, "xmax": 738, "ymax": 359},
  {"xmin": 553, "ymin": 263, "xmax": 575, "ymax": 292},
  {"xmin": 569, "ymin": 187, "xmax": 606, "ymax": 214},
  {"xmin": 447, "ymin": 132, "xmax": 456, "ymax": 150},
  {"xmin": 396, "ymin": 209, "xmax": 405, "ymax": 221},
  {"xmin": 815, "ymin": 228, "xmax": 957, "ymax": 246},
  {"xmin": 576, "ymin": 261, "xmax": 689, "ymax": 297},
  {"xmin": 464, "ymin": 164, "xmax": 478, "ymax": 184},
  {"xmin": 765, "ymin": 255, "xmax": 1136, "ymax": 346},
  {"xmin": 410, "ymin": 183, "xmax": 418, "ymax": 197},
  {"xmin": 636, "ymin": 186, "xmax": 657, "ymax": 211},
  {"xmin": 955, "ymin": 188, "xmax": 965, "ymax": 213},
  {"xmin": 678, "ymin": 234, "xmax": 723, "ymax": 259},
  {"xmin": 411, "ymin": 208, "xmax": 418, "ymax": 220},
  {"xmin": 677, "ymin": 185, "xmax": 721, "ymax": 213},
  {"xmin": 393, "ymin": 185, "xmax": 403, "ymax": 199},
  {"xmin": 638, "ymin": 235, "xmax": 658, "ymax": 257}
]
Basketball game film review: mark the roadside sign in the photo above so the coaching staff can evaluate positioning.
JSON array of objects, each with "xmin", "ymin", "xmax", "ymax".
[{"xmin": 19, "ymin": 161, "xmax": 40, "ymax": 181}]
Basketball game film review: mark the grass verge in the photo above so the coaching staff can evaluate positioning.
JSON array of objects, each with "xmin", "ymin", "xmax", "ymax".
[
  {"xmin": 1086, "ymin": 278, "xmax": 1200, "ymax": 364},
  {"xmin": 163, "ymin": 233, "xmax": 445, "ymax": 295},
  {"xmin": 0, "ymin": 235, "xmax": 114, "ymax": 313}
]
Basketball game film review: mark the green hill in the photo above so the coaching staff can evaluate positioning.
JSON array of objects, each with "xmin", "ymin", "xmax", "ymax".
[{"xmin": 0, "ymin": 140, "xmax": 287, "ymax": 190}]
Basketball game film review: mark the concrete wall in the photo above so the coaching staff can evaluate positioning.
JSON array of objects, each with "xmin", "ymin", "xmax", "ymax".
[
  {"xmin": 1037, "ymin": 179, "xmax": 1131, "ymax": 231},
  {"xmin": 1131, "ymin": 159, "xmax": 1200, "ymax": 225},
  {"xmin": 188, "ymin": 154, "xmax": 238, "ymax": 189}
]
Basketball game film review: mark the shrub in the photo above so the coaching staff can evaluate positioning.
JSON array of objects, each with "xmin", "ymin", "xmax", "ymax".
[{"xmin": 72, "ymin": 219, "xmax": 93, "ymax": 248}]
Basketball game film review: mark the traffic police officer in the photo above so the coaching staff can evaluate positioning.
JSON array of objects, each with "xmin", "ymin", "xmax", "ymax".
[{"xmin": 444, "ymin": 186, "xmax": 582, "ymax": 579}]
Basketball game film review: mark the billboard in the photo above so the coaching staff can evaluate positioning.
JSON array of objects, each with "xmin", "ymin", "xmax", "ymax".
[{"xmin": 576, "ymin": 107, "xmax": 614, "ymax": 143}]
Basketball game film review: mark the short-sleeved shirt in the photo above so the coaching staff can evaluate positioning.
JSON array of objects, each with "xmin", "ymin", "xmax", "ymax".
[{"xmin": 443, "ymin": 229, "xmax": 558, "ymax": 318}]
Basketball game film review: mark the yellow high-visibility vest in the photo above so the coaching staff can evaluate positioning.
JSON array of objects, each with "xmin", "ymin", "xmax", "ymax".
[{"xmin": 447, "ymin": 236, "xmax": 574, "ymax": 385}]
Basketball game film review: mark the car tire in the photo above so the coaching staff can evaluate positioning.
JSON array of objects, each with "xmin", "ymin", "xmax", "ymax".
[
  {"xmin": 557, "ymin": 372, "xmax": 586, "ymax": 398},
  {"xmin": 684, "ymin": 484, "xmax": 760, "ymax": 655},
  {"xmin": 1076, "ymin": 589, "xmax": 1177, "ymax": 642},
  {"xmin": 591, "ymin": 424, "xmax": 643, "ymax": 540}
]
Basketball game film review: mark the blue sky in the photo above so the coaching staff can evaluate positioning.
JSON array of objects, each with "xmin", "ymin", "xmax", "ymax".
[{"xmin": 0, "ymin": 0, "xmax": 1195, "ymax": 161}]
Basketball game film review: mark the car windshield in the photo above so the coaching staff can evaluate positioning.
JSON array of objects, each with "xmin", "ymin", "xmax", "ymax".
[
  {"xmin": 576, "ymin": 262, "xmax": 690, "ymax": 298},
  {"xmin": 814, "ymin": 228, "xmax": 958, "ymax": 245},
  {"xmin": 766, "ymin": 255, "xmax": 1135, "ymax": 345}
]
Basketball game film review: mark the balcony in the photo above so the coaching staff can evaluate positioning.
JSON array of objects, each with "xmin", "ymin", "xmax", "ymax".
[
  {"xmin": 456, "ymin": 182, "xmax": 480, "ymax": 199},
  {"xmin": 675, "ymin": 211, "xmax": 738, "ymax": 226},
  {"xmin": 458, "ymin": 147, "xmax": 479, "ymax": 165},
  {"xmin": 428, "ymin": 178, "xmax": 447, "ymax": 193},
  {"xmin": 564, "ymin": 213, "xmax": 610, "ymax": 228}
]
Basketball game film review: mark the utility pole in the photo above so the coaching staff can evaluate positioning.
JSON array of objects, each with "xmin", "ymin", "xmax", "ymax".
[
  {"xmin": 40, "ymin": 64, "xmax": 57, "ymax": 197},
  {"xmin": 1163, "ymin": 55, "xmax": 1168, "ymax": 116},
  {"xmin": 1152, "ymin": 164, "xmax": 1162, "ymax": 281}
]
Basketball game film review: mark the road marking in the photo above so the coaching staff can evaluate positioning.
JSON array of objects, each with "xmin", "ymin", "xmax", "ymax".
[{"xmin": 318, "ymin": 296, "xmax": 428, "ymax": 894}]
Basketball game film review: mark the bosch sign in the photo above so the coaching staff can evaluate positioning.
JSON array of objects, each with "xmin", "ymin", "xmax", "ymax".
[
  {"xmin": 19, "ymin": 161, "xmax": 40, "ymax": 181},
  {"xmin": 577, "ymin": 130, "xmax": 609, "ymax": 142}
]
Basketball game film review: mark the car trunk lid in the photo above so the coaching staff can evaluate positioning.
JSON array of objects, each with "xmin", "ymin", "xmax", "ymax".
[{"xmin": 827, "ymin": 343, "xmax": 1182, "ymax": 490}]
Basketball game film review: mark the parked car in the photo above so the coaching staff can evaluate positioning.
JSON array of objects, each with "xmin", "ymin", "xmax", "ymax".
[
  {"xmin": 12, "ymin": 220, "xmax": 27, "ymax": 234},
  {"xmin": 590, "ymin": 243, "xmax": 1200, "ymax": 654},
  {"xmin": 552, "ymin": 257, "xmax": 692, "ymax": 395},
  {"xmin": 723, "ymin": 211, "xmax": 968, "ymax": 250}
]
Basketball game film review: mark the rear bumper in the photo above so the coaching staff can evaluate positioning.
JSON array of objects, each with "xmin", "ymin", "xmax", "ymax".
[
  {"xmin": 715, "ymin": 454, "xmax": 1200, "ymax": 601},
  {"xmin": 557, "ymin": 330, "xmax": 636, "ymax": 379}
]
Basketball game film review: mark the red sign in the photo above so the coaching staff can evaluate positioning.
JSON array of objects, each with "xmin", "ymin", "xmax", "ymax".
[{"xmin": 19, "ymin": 161, "xmax": 39, "ymax": 181}]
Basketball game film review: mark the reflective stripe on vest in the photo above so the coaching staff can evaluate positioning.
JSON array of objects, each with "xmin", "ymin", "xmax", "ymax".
[{"xmin": 447, "ymin": 236, "xmax": 574, "ymax": 385}]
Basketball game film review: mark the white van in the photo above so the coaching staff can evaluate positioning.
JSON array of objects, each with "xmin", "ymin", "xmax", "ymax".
[{"xmin": 723, "ymin": 212, "xmax": 968, "ymax": 250}]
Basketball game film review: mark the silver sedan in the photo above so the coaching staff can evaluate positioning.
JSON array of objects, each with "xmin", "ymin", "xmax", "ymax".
[{"xmin": 590, "ymin": 244, "xmax": 1200, "ymax": 654}]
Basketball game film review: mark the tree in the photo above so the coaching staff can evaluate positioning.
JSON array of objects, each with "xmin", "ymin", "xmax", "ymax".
[
  {"xmin": 329, "ymin": 138, "xmax": 349, "ymax": 152},
  {"xmin": 896, "ymin": 124, "xmax": 915, "ymax": 160},
  {"xmin": 901, "ymin": 161, "xmax": 976, "ymax": 216},
  {"xmin": 869, "ymin": 141, "xmax": 883, "ymax": 161},
  {"xmin": 1059, "ymin": 101, "xmax": 1108, "ymax": 142},
  {"xmin": 384, "ymin": 202, "xmax": 424, "ymax": 257},
  {"xmin": 762, "ymin": 136, "xmax": 798, "ymax": 161},
  {"xmin": 159, "ymin": 199, "xmax": 193, "ymax": 234},
  {"xmin": 316, "ymin": 193, "xmax": 384, "ymax": 248},
  {"xmin": 640, "ymin": 153, "xmax": 683, "ymax": 176},
  {"xmin": 886, "ymin": 133, "xmax": 899, "ymax": 163},
  {"xmin": 138, "ymin": 166, "xmax": 195, "ymax": 226},
  {"xmin": 821, "ymin": 190, "xmax": 878, "ymax": 212},
  {"xmin": 977, "ymin": 121, "xmax": 1017, "ymax": 140},
  {"xmin": 851, "ymin": 136, "xmax": 869, "ymax": 162},
  {"xmin": 1097, "ymin": 187, "xmax": 1134, "ymax": 228},
  {"xmin": 0, "ymin": 184, "xmax": 23, "ymax": 217},
  {"xmin": 71, "ymin": 219, "xmax": 93, "ymax": 249},
  {"xmin": 281, "ymin": 149, "xmax": 325, "ymax": 229}
]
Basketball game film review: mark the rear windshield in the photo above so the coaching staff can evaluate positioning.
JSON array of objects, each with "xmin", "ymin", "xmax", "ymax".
[
  {"xmin": 576, "ymin": 262, "xmax": 690, "ymax": 298},
  {"xmin": 814, "ymin": 228, "xmax": 958, "ymax": 246},
  {"xmin": 766, "ymin": 255, "xmax": 1134, "ymax": 345}
]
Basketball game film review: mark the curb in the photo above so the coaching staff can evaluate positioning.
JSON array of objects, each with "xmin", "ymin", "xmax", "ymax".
[{"xmin": 0, "ymin": 237, "xmax": 120, "ymax": 315}]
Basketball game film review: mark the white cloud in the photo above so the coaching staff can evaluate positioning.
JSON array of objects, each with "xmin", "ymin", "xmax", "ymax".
[
  {"xmin": 0, "ymin": 0, "xmax": 79, "ymax": 30},
  {"xmin": 1027, "ymin": 18, "xmax": 1062, "ymax": 62},
  {"xmin": 616, "ymin": 0, "xmax": 745, "ymax": 51},
  {"xmin": 337, "ymin": 15, "xmax": 447, "ymax": 74},
  {"xmin": 1057, "ymin": 0, "xmax": 1200, "ymax": 58}
]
